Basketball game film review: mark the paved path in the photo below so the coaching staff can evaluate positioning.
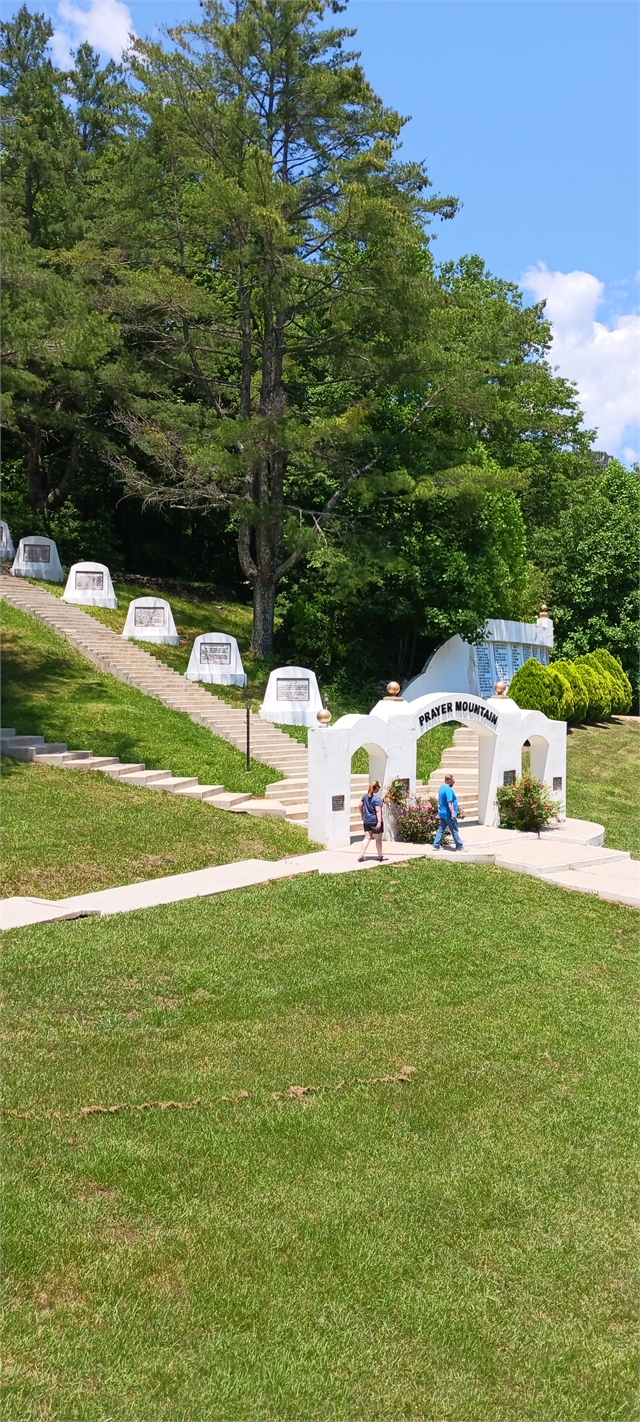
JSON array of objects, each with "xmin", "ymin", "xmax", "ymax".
[
  {"xmin": 2, "ymin": 820, "xmax": 636, "ymax": 931},
  {"xmin": 0, "ymin": 575, "xmax": 306, "ymax": 779}
]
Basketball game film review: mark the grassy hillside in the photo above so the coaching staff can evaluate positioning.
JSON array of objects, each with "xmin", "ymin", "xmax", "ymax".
[
  {"xmin": 3, "ymin": 862, "xmax": 636, "ymax": 1421},
  {"xmin": 566, "ymin": 719, "xmax": 639, "ymax": 857},
  {"xmin": 1, "ymin": 758, "xmax": 311, "ymax": 900},
  {"xmin": 0, "ymin": 602, "xmax": 283, "ymax": 793}
]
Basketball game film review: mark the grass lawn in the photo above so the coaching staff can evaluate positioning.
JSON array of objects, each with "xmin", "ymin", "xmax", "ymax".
[
  {"xmin": 2, "ymin": 862, "xmax": 637, "ymax": 1420},
  {"xmin": 0, "ymin": 758, "xmax": 310, "ymax": 900},
  {"xmin": 0, "ymin": 602, "xmax": 286, "ymax": 793},
  {"xmin": 566, "ymin": 719, "xmax": 639, "ymax": 857}
]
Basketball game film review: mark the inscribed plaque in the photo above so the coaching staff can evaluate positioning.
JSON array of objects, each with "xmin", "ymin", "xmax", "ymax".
[
  {"xmin": 25, "ymin": 544, "xmax": 50, "ymax": 563},
  {"xmin": 277, "ymin": 678, "xmax": 309, "ymax": 701},
  {"xmin": 510, "ymin": 645, "xmax": 523, "ymax": 675},
  {"xmin": 75, "ymin": 570, "xmax": 104, "ymax": 590},
  {"xmin": 200, "ymin": 642, "xmax": 231, "ymax": 664},
  {"xmin": 494, "ymin": 644, "xmax": 510, "ymax": 683},
  {"xmin": 332, "ymin": 795, "xmax": 345, "ymax": 812},
  {"xmin": 474, "ymin": 645, "xmax": 494, "ymax": 699},
  {"xmin": 134, "ymin": 606, "xmax": 165, "ymax": 628}
]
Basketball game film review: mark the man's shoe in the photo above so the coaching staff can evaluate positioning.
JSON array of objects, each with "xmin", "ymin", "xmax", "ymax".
[{"xmin": 432, "ymin": 844, "xmax": 441, "ymax": 851}]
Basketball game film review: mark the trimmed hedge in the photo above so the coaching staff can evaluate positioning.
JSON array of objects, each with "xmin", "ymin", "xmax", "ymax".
[
  {"xmin": 509, "ymin": 648, "xmax": 627, "ymax": 723},
  {"xmin": 584, "ymin": 649, "xmax": 633, "ymax": 715},
  {"xmin": 552, "ymin": 661, "xmax": 589, "ymax": 723},
  {"xmin": 574, "ymin": 658, "xmax": 613, "ymax": 721},
  {"xmin": 508, "ymin": 658, "xmax": 574, "ymax": 720}
]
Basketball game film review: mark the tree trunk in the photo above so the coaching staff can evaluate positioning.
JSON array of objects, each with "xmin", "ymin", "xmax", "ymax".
[{"xmin": 252, "ymin": 579, "xmax": 276, "ymax": 657}]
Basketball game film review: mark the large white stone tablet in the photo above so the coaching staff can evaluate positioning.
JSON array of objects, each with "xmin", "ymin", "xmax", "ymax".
[
  {"xmin": 259, "ymin": 665, "xmax": 323, "ymax": 727},
  {"xmin": 62, "ymin": 561, "xmax": 118, "ymax": 609},
  {"xmin": 11, "ymin": 535, "xmax": 64, "ymax": 582},
  {"xmin": 185, "ymin": 632, "xmax": 247, "ymax": 686},
  {"xmin": 0, "ymin": 521, "xmax": 15, "ymax": 561},
  {"xmin": 402, "ymin": 616, "xmax": 554, "ymax": 701},
  {"xmin": 121, "ymin": 596, "xmax": 179, "ymax": 645}
]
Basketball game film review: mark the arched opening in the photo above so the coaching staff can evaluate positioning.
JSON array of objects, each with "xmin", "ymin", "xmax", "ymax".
[{"xmin": 528, "ymin": 733, "xmax": 551, "ymax": 787}]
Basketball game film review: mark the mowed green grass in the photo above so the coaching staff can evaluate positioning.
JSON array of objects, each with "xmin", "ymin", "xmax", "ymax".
[
  {"xmin": 566, "ymin": 719, "xmax": 639, "ymax": 857},
  {"xmin": 3, "ymin": 863, "xmax": 637, "ymax": 1421},
  {"xmin": 0, "ymin": 758, "xmax": 310, "ymax": 899},
  {"xmin": 0, "ymin": 602, "xmax": 284, "ymax": 793}
]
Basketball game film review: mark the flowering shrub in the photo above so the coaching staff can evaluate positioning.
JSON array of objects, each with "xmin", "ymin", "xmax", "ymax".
[
  {"xmin": 496, "ymin": 772, "xmax": 557, "ymax": 835},
  {"xmin": 396, "ymin": 795, "xmax": 442, "ymax": 845}
]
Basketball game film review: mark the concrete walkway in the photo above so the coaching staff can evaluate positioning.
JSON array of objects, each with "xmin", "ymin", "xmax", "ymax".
[{"xmin": 2, "ymin": 819, "xmax": 636, "ymax": 931}]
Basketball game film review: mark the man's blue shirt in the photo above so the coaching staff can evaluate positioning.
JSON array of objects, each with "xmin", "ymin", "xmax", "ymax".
[{"xmin": 438, "ymin": 784, "xmax": 459, "ymax": 818}]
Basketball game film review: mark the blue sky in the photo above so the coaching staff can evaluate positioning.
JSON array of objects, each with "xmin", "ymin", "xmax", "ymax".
[{"xmin": 42, "ymin": 0, "xmax": 640, "ymax": 459}]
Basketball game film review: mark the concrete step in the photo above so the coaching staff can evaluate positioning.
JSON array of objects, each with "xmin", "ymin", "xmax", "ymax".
[
  {"xmin": 229, "ymin": 798, "xmax": 287, "ymax": 819},
  {"xmin": 205, "ymin": 791, "xmax": 254, "ymax": 809},
  {"xmin": 65, "ymin": 756, "xmax": 121, "ymax": 770},
  {"xmin": 35, "ymin": 750, "xmax": 92, "ymax": 765},
  {"xmin": 2, "ymin": 734, "xmax": 44, "ymax": 746},
  {"xmin": 0, "ymin": 729, "xmax": 16, "ymax": 737},
  {"xmin": 172, "ymin": 784, "xmax": 225, "ymax": 801},
  {"xmin": 148, "ymin": 776, "xmax": 200, "ymax": 793},
  {"xmin": 100, "ymin": 762, "xmax": 146, "ymax": 777},
  {"xmin": 118, "ymin": 769, "xmax": 174, "ymax": 787}
]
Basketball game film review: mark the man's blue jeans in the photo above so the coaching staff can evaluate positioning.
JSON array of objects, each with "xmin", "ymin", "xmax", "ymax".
[{"xmin": 433, "ymin": 815, "xmax": 463, "ymax": 849}]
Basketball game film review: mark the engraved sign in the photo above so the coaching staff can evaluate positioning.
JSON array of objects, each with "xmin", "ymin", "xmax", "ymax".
[
  {"xmin": 75, "ymin": 570, "xmax": 104, "ymax": 591},
  {"xmin": 134, "ymin": 606, "xmax": 165, "ymax": 628},
  {"xmin": 276, "ymin": 678, "xmax": 309, "ymax": 702},
  {"xmin": 503, "ymin": 770, "xmax": 516, "ymax": 785},
  {"xmin": 474, "ymin": 645, "xmax": 494, "ymax": 699},
  {"xmin": 200, "ymin": 641, "xmax": 231, "ymax": 664},
  {"xmin": 494, "ymin": 644, "xmax": 510, "ymax": 683},
  {"xmin": 553, "ymin": 776, "xmax": 563, "ymax": 791},
  {"xmin": 25, "ymin": 543, "xmax": 50, "ymax": 563},
  {"xmin": 510, "ymin": 645, "xmax": 524, "ymax": 675},
  {"xmin": 332, "ymin": 794, "xmax": 345, "ymax": 812}
]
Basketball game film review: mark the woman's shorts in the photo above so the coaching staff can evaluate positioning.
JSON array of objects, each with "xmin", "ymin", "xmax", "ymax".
[{"xmin": 363, "ymin": 821, "xmax": 384, "ymax": 834}]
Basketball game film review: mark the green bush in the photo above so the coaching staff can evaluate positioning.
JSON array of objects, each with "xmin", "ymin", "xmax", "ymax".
[
  {"xmin": 552, "ymin": 660, "xmax": 590, "ymax": 723},
  {"xmin": 508, "ymin": 658, "xmax": 573, "ymax": 720},
  {"xmin": 395, "ymin": 796, "xmax": 442, "ymax": 845},
  {"xmin": 496, "ymin": 772, "xmax": 558, "ymax": 835},
  {"xmin": 574, "ymin": 658, "xmax": 613, "ymax": 721},
  {"xmin": 584, "ymin": 649, "xmax": 633, "ymax": 715}
]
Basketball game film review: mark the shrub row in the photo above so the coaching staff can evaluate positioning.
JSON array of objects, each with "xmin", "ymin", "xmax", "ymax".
[{"xmin": 508, "ymin": 648, "xmax": 632, "ymax": 722}]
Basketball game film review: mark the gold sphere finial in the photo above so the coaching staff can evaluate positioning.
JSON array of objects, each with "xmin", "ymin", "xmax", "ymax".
[
  {"xmin": 317, "ymin": 707, "xmax": 331, "ymax": 726},
  {"xmin": 386, "ymin": 681, "xmax": 401, "ymax": 698},
  {"xmin": 540, "ymin": 603, "xmax": 549, "ymax": 617},
  {"xmin": 494, "ymin": 681, "xmax": 507, "ymax": 697}
]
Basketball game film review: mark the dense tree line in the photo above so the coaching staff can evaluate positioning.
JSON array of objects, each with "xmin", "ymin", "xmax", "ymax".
[{"xmin": 1, "ymin": 0, "xmax": 637, "ymax": 692}]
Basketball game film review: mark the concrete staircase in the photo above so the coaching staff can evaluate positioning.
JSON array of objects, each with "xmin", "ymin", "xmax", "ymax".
[
  {"xmin": 424, "ymin": 726, "xmax": 479, "ymax": 819},
  {"xmin": 0, "ymin": 730, "xmax": 291, "ymax": 818},
  {"xmin": 0, "ymin": 575, "xmax": 307, "ymax": 780},
  {"xmin": 263, "ymin": 772, "xmax": 430, "ymax": 832}
]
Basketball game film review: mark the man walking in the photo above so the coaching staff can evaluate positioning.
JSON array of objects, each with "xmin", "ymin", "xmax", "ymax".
[{"xmin": 433, "ymin": 773, "xmax": 464, "ymax": 851}]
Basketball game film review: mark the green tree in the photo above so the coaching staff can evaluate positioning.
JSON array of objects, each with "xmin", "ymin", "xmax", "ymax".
[{"xmin": 526, "ymin": 459, "xmax": 639, "ymax": 698}]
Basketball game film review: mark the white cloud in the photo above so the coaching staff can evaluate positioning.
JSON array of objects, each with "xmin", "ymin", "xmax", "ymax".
[
  {"xmin": 522, "ymin": 263, "xmax": 640, "ymax": 463},
  {"xmin": 51, "ymin": 0, "xmax": 134, "ymax": 64}
]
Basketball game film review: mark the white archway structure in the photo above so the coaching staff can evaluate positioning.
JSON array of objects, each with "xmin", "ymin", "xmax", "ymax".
[{"xmin": 307, "ymin": 691, "xmax": 566, "ymax": 849}]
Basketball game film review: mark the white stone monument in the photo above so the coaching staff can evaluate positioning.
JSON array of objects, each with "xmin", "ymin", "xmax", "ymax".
[
  {"xmin": 402, "ymin": 614, "xmax": 553, "ymax": 702},
  {"xmin": 62, "ymin": 561, "xmax": 118, "ymax": 609},
  {"xmin": 307, "ymin": 688, "xmax": 567, "ymax": 849},
  {"xmin": 259, "ymin": 665, "xmax": 323, "ymax": 727},
  {"xmin": 121, "ymin": 596, "xmax": 179, "ymax": 646},
  {"xmin": 11, "ymin": 535, "xmax": 64, "ymax": 583},
  {"xmin": 185, "ymin": 632, "xmax": 247, "ymax": 686},
  {"xmin": 0, "ymin": 521, "xmax": 15, "ymax": 561}
]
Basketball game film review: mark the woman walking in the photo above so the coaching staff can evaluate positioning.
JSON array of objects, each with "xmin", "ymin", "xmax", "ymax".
[{"xmin": 358, "ymin": 780, "xmax": 387, "ymax": 862}]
